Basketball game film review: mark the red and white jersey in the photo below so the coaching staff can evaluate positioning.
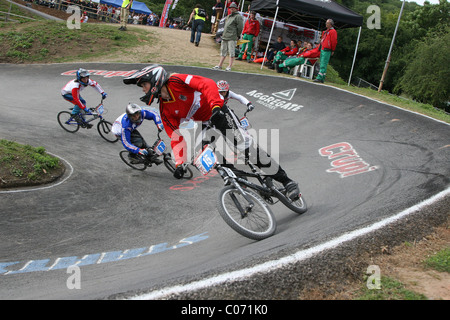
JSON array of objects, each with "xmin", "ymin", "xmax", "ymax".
[
  {"xmin": 158, "ymin": 73, "xmax": 224, "ymax": 165},
  {"xmin": 61, "ymin": 79, "xmax": 104, "ymax": 109}
]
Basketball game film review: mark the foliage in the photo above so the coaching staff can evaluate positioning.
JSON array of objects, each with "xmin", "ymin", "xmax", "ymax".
[
  {"xmin": 423, "ymin": 247, "xmax": 450, "ymax": 273},
  {"xmin": 0, "ymin": 139, "xmax": 61, "ymax": 183},
  {"xmin": 394, "ymin": 27, "xmax": 450, "ymax": 111},
  {"xmin": 332, "ymin": 0, "xmax": 449, "ymax": 111}
]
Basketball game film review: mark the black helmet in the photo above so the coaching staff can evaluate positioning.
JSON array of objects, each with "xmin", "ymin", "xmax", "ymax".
[{"xmin": 123, "ymin": 65, "xmax": 168, "ymax": 105}]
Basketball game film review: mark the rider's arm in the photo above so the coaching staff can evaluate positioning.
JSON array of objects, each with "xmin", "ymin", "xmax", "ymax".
[
  {"xmin": 228, "ymin": 90, "xmax": 251, "ymax": 106},
  {"xmin": 120, "ymin": 117, "xmax": 140, "ymax": 154},
  {"xmin": 142, "ymin": 109, "xmax": 164, "ymax": 131},
  {"xmin": 88, "ymin": 79, "xmax": 106, "ymax": 96},
  {"xmin": 177, "ymin": 74, "xmax": 223, "ymax": 112},
  {"xmin": 71, "ymin": 87, "xmax": 87, "ymax": 110}
]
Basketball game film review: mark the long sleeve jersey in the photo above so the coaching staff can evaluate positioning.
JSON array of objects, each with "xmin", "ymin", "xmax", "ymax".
[
  {"xmin": 242, "ymin": 18, "xmax": 260, "ymax": 37},
  {"xmin": 223, "ymin": 90, "xmax": 251, "ymax": 106},
  {"xmin": 320, "ymin": 28, "xmax": 338, "ymax": 52},
  {"xmin": 158, "ymin": 73, "xmax": 224, "ymax": 165},
  {"xmin": 61, "ymin": 79, "xmax": 105, "ymax": 110},
  {"xmin": 112, "ymin": 109, "xmax": 162, "ymax": 154}
]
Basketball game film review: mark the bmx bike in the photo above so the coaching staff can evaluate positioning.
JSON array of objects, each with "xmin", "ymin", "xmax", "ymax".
[
  {"xmin": 119, "ymin": 130, "xmax": 193, "ymax": 179},
  {"xmin": 193, "ymin": 109, "xmax": 307, "ymax": 240},
  {"xmin": 57, "ymin": 98, "xmax": 118, "ymax": 143}
]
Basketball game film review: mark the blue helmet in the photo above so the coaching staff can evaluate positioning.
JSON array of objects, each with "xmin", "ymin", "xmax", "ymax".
[{"xmin": 76, "ymin": 68, "xmax": 90, "ymax": 86}]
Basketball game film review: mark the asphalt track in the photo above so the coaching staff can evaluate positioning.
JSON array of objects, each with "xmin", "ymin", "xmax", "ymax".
[{"xmin": 0, "ymin": 63, "xmax": 449, "ymax": 300}]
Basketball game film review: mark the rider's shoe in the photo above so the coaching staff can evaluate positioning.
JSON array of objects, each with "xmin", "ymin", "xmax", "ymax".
[
  {"xmin": 128, "ymin": 153, "xmax": 141, "ymax": 164},
  {"xmin": 284, "ymin": 180, "xmax": 300, "ymax": 201},
  {"xmin": 149, "ymin": 155, "xmax": 163, "ymax": 165},
  {"xmin": 85, "ymin": 123, "xmax": 93, "ymax": 129}
]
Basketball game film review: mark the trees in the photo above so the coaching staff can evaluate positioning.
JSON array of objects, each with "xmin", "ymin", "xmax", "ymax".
[
  {"xmin": 395, "ymin": 27, "xmax": 450, "ymax": 111},
  {"xmin": 333, "ymin": 0, "xmax": 449, "ymax": 111}
]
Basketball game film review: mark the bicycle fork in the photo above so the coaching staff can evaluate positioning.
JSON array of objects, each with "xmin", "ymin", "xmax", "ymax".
[{"xmin": 222, "ymin": 174, "xmax": 255, "ymax": 218}]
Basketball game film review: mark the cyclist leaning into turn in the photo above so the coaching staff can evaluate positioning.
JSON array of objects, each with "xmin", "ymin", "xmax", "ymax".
[
  {"xmin": 112, "ymin": 103, "xmax": 164, "ymax": 164},
  {"xmin": 61, "ymin": 68, "xmax": 107, "ymax": 129},
  {"xmin": 123, "ymin": 65, "xmax": 300, "ymax": 200}
]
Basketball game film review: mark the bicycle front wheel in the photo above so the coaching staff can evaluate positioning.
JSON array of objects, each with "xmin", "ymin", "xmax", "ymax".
[
  {"xmin": 119, "ymin": 150, "xmax": 148, "ymax": 171},
  {"xmin": 217, "ymin": 186, "xmax": 276, "ymax": 240},
  {"xmin": 57, "ymin": 111, "xmax": 80, "ymax": 133},
  {"xmin": 97, "ymin": 120, "xmax": 118, "ymax": 143},
  {"xmin": 163, "ymin": 154, "xmax": 193, "ymax": 179}
]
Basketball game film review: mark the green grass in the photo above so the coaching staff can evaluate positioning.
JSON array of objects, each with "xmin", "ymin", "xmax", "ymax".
[
  {"xmin": 0, "ymin": 139, "xmax": 61, "ymax": 183},
  {"xmin": 424, "ymin": 247, "xmax": 450, "ymax": 273},
  {"xmin": 355, "ymin": 276, "xmax": 428, "ymax": 300},
  {"xmin": 0, "ymin": 19, "xmax": 152, "ymax": 63}
]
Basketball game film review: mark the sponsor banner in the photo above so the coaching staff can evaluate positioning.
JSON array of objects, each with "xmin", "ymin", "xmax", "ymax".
[
  {"xmin": 61, "ymin": 70, "xmax": 138, "ymax": 78},
  {"xmin": 159, "ymin": 0, "xmax": 173, "ymax": 28}
]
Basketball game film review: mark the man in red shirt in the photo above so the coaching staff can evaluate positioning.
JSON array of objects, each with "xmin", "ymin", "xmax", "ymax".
[
  {"xmin": 237, "ymin": 11, "xmax": 260, "ymax": 62},
  {"xmin": 314, "ymin": 19, "xmax": 338, "ymax": 83},
  {"xmin": 123, "ymin": 65, "xmax": 300, "ymax": 199}
]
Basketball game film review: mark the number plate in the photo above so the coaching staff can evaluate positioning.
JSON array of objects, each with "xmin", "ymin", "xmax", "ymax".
[
  {"xmin": 154, "ymin": 139, "xmax": 166, "ymax": 155},
  {"xmin": 194, "ymin": 146, "xmax": 217, "ymax": 175},
  {"xmin": 240, "ymin": 117, "xmax": 250, "ymax": 129},
  {"xmin": 96, "ymin": 104, "xmax": 104, "ymax": 115}
]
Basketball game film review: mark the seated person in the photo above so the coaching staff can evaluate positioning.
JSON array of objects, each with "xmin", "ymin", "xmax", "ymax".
[
  {"xmin": 272, "ymin": 40, "xmax": 299, "ymax": 70},
  {"xmin": 266, "ymin": 36, "xmax": 286, "ymax": 69},
  {"xmin": 276, "ymin": 42, "xmax": 320, "ymax": 74}
]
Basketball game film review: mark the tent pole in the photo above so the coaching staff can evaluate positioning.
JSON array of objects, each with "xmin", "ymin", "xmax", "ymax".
[
  {"xmin": 348, "ymin": 26, "xmax": 361, "ymax": 86},
  {"xmin": 260, "ymin": 4, "xmax": 279, "ymax": 70}
]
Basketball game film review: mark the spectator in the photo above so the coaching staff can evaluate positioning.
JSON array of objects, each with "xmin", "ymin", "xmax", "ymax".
[
  {"xmin": 237, "ymin": 11, "xmax": 260, "ymax": 63},
  {"xmin": 314, "ymin": 19, "xmax": 338, "ymax": 83},
  {"xmin": 271, "ymin": 40, "xmax": 299, "ymax": 71},
  {"xmin": 212, "ymin": 2, "xmax": 244, "ymax": 72},
  {"xmin": 267, "ymin": 36, "xmax": 286, "ymax": 69},
  {"xmin": 188, "ymin": 4, "xmax": 208, "ymax": 47},
  {"xmin": 276, "ymin": 42, "xmax": 320, "ymax": 74},
  {"xmin": 119, "ymin": 0, "xmax": 133, "ymax": 31}
]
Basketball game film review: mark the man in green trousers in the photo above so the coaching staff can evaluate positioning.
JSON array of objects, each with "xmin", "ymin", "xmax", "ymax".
[
  {"xmin": 237, "ymin": 11, "xmax": 260, "ymax": 62},
  {"xmin": 314, "ymin": 19, "xmax": 337, "ymax": 83}
]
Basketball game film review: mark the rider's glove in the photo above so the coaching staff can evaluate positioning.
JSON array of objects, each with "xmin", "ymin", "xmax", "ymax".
[
  {"xmin": 102, "ymin": 92, "xmax": 108, "ymax": 99},
  {"xmin": 246, "ymin": 103, "xmax": 254, "ymax": 112},
  {"xmin": 138, "ymin": 149, "xmax": 148, "ymax": 156},
  {"xmin": 210, "ymin": 105, "xmax": 226, "ymax": 128},
  {"xmin": 173, "ymin": 165, "xmax": 185, "ymax": 179},
  {"xmin": 157, "ymin": 122, "xmax": 164, "ymax": 132},
  {"xmin": 84, "ymin": 108, "xmax": 91, "ymax": 114}
]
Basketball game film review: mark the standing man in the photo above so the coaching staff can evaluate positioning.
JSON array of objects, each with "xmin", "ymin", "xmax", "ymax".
[
  {"xmin": 237, "ymin": 11, "xmax": 260, "ymax": 63},
  {"xmin": 119, "ymin": 0, "xmax": 133, "ymax": 31},
  {"xmin": 188, "ymin": 4, "xmax": 208, "ymax": 46},
  {"xmin": 314, "ymin": 19, "xmax": 337, "ymax": 83},
  {"xmin": 212, "ymin": 2, "xmax": 244, "ymax": 72}
]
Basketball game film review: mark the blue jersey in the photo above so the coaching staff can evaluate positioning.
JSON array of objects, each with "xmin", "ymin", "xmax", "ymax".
[{"xmin": 112, "ymin": 109, "xmax": 162, "ymax": 153}]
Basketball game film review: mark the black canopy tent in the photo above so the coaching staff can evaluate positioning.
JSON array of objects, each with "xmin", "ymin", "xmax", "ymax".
[
  {"xmin": 249, "ymin": 0, "xmax": 363, "ymax": 29},
  {"xmin": 249, "ymin": 0, "xmax": 363, "ymax": 83}
]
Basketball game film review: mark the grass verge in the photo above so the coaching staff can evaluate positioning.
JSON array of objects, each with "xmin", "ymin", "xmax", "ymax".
[{"xmin": 0, "ymin": 139, "xmax": 64, "ymax": 188}]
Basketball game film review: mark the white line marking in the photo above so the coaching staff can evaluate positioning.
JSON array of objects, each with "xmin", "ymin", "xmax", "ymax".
[
  {"xmin": 0, "ymin": 153, "xmax": 73, "ymax": 194},
  {"xmin": 129, "ymin": 187, "xmax": 450, "ymax": 300}
]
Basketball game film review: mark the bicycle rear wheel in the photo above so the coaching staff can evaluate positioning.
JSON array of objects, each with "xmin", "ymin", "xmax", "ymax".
[
  {"xmin": 163, "ymin": 154, "xmax": 193, "ymax": 179},
  {"xmin": 57, "ymin": 111, "xmax": 80, "ymax": 133},
  {"xmin": 119, "ymin": 150, "xmax": 148, "ymax": 171},
  {"xmin": 217, "ymin": 186, "xmax": 276, "ymax": 240},
  {"xmin": 97, "ymin": 120, "xmax": 118, "ymax": 143}
]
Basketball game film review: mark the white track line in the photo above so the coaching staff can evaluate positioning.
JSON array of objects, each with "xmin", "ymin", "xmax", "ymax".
[
  {"xmin": 0, "ymin": 153, "xmax": 73, "ymax": 194},
  {"xmin": 130, "ymin": 187, "xmax": 450, "ymax": 300}
]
